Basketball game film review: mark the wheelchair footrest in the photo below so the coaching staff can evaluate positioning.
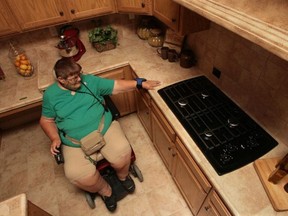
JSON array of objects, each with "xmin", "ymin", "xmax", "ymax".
[{"xmin": 102, "ymin": 167, "xmax": 129, "ymax": 201}]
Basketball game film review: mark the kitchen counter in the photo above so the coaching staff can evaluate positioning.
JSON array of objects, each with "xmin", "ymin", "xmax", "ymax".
[
  {"xmin": 0, "ymin": 193, "xmax": 27, "ymax": 216},
  {"xmin": 1, "ymin": 33, "xmax": 287, "ymax": 215}
]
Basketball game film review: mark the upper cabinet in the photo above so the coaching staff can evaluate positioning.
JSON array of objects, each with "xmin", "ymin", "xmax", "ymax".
[
  {"xmin": 153, "ymin": 0, "xmax": 210, "ymax": 35},
  {"xmin": 117, "ymin": 0, "xmax": 152, "ymax": 15},
  {"xmin": 4, "ymin": 0, "xmax": 116, "ymax": 31},
  {"xmin": 67, "ymin": 0, "xmax": 116, "ymax": 20},
  {"xmin": 153, "ymin": 0, "xmax": 180, "ymax": 31},
  {"xmin": 0, "ymin": 1, "xmax": 21, "ymax": 36},
  {"xmin": 5, "ymin": 0, "xmax": 69, "ymax": 31}
]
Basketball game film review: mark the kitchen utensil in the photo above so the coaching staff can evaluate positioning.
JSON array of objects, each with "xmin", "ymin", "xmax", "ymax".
[
  {"xmin": 268, "ymin": 153, "xmax": 288, "ymax": 183},
  {"xmin": 254, "ymin": 158, "xmax": 288, "ymax": 211}
]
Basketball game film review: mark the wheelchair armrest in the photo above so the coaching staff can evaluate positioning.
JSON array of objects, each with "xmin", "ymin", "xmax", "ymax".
[{"xmin": 104, "ymin": 95, "xmax": 120, "ymax": 120}]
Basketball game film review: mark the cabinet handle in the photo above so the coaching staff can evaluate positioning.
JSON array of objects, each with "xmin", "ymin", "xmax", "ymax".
[
  {"xmin": 204, "ymin": 205, "xmax": 211, "ymax": 211},
  {"xmin": 59, "ymin": 11, "xmax": 64, "ymax": 16},
  {"xmin": 71, "ymin": 9, "xmax": 75, "ymax": 14},
  {"xmin": 141, "ymin": 3, "xmax": 145, "ymax": 8},
  {"xmin": 171, "ymin": 18, "xmax": 176, "ymax": 22}
]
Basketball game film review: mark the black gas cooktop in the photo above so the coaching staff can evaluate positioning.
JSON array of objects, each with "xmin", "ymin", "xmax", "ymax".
[{"xmin": 158, "ymin": 75, "xmax": 278, "ymax": 175}]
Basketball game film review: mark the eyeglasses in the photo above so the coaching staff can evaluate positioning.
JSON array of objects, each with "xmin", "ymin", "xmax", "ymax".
[{"xmin": 66, "ymin": 71, "xmax": 82, "ymax": 82}]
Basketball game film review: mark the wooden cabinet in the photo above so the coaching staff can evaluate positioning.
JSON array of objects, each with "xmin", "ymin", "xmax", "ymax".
[
  {"xmin": 153, "ymin": 0, "xmax": 210, "ymax": 34},
  {"xmin": 0, "ymin": 1, "xmax": 21, "ymax": 36},
  {"xmin": 117, "ymin": 0, "xmax": 152, "ymax": 15},
  {"xmin": 174, "ymin": 137, "xmax": 212, "ymax": 215},
  {"xmin": 135, "ymin": 89, "xmax": 153, "ymax": 139},
  {"xmin": 0, "ymin": 101, "xmax": 42, "ymax": 130},
  {"xmin": 134, "ymin": 89, "xmax": 232, "ymax": 215},
  {"xmin": 151, "ymin": 100, "xmax": 176, "ymax": 172},
  {"xmin": 153, "ymin": 0, "xmax": 180, "ymax": 31},
  {"xmin": 198, "ymin": 189, "xmax": 232, "ymax": 216},
  {"xmin": 67, "ymin": 0, "xmax": 116, "ymax": 21},
  {"xmin": 99, "ymin": 66, "xmax": 136, "ymax": 117},
  {"xmin": 5, "ymin": 0, "xmax": 69, "ymax": 30},
  {"xmin": 28, "ymin": 200, "xmax": 51, "ymax": 216},
  {"xmin": 4, "ymin": 0, "xmax": 116, "ymax": 31},
  {"xmin": 179, "ymin": 7, "xmax": 210, "ymax": 35}
]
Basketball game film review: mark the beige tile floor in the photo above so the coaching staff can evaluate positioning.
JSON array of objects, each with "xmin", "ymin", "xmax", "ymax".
[{"xmin": 0, "ymin": 113, "xmax": 193, "ymax": 216}]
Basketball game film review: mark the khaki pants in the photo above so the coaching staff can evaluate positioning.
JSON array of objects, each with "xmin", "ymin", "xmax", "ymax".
[{"xmin": 63, "ymin": 121, "xmax": 131, "ymax": 183}]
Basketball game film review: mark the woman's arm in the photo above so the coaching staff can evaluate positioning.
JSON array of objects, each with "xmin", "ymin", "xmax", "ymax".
[{"xmin": 112, "ymin": 79, "xmax": 161, "ymax": 95}]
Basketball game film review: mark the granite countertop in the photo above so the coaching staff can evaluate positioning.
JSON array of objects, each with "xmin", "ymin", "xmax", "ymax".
[{"xmin": 0, "ymin": 33, "xmax": 287, "ymax": 215}]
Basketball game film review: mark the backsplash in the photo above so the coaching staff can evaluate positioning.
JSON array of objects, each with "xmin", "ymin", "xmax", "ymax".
[{"xmin": 186, "ymin": 22, "xmax": 288, "ymax": 146}]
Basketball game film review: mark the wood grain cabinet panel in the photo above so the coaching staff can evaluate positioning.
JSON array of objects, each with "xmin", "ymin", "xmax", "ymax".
[
  {"xmin": 117, "ymin": 0, "xmax": 152, "ymax": 15},
  {"xmin": 198, "ymin": 189, "xmax": 232, "ymax": 216},
  {"xmin": 174, "ymin": 137, "xmax": 212, "ymax": 215},
  {"xmin": 67, "ymin": 0, "xmax": 116, "ymax": 20},
  {"xmin": 5, "ymin": 0, "xmax": 116, "ymax": 31},
  {"xmin": 153, "ymin": 0, "xmax": 180, "ymax": 31},
  {"xmin": 135, "ymin": 89, "xmax": 152, "ymax": 139},
  {"xmin": 151, "ymin": 100, "xmax": 176, "ymax": 172},
  {"xmin": 0, "ymin": 1, "xmax": 21, "ymax": 36},
  {"xmin": 99, "ymin": 66, "xmax": 136, "ymax": 117},
  {"xmin": 5, "ymin": 0, "xmax": 69, "ymax": 30}
]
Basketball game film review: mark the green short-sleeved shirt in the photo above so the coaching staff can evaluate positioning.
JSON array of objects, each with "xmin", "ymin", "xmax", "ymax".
[{"xmin": 42, "ymin": 74, "xmax": 114, "ymax": 147}]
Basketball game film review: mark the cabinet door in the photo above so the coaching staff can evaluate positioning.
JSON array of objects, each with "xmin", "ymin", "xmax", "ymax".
[
  {"xmin": 179, "ymin": 7, "xmax": 210, "ymax": 35},
  {"xmin": 68, "ymin": 0, "xmax": 116, "ymax": 20},
  {"xmin": 0, "ymin": 1, "xmax": 21, "ymax": 36},
  {"xmin": 174, "ymin": 137, "xmax": 212, "ymax": 215},
  {"xmin": 135, "ymin": 89, "xmax": 152, "ymax": 139},
  {"xmin": 151, "ymin": 101, "xmax": 176, "ymax": 172},
  {"xmin": 117, "ymin": 0, "xmax": 152, "ymax": 15},
  {"xmin": 99, "ymin": 67, "xmax": 135, "ymax": 116},
  {"xmin": 153, "ymin": 0, "xmax": 180, "ymax": 31},
  {"xmin": 6, "ymin": 0, "xmax": 69, "ymax": 30},
  {"xmin": 198, "ymin": 190, "xmax": 232, "ymax": 216}
]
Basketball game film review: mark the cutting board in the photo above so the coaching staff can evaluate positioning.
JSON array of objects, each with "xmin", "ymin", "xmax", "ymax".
[{"xmin": 254, "ymin": 158, "xmax": 288, "ymax": 211}]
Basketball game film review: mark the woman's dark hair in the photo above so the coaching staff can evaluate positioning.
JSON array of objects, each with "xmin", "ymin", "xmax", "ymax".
[{"xmin": 54, "ymin": 58, "xmax": 82, "ymax": 79}]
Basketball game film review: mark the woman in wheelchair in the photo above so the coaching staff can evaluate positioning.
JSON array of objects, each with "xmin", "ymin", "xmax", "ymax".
[{"xmin": 40, "ymin": 58, "xmax": 160, "ymax": 212}]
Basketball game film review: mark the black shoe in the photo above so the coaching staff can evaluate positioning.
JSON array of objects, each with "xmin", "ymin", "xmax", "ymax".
[
  {"xmin": 101, "ymin": 193, "xmax": 117, "ymax": 212},
  {"xmin": 119, "ymin": 175, "xmax": 135, "ymax": 193}
]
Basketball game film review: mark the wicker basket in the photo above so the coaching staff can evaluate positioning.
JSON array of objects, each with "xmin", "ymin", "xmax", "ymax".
[{"xmin": 92, "ymin": 41, "xmax": 116, "ymax": 52}]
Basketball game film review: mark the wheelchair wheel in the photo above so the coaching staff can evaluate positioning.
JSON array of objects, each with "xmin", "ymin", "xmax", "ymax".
[
  {"xmin": 85, "ymin": 192, "xmax": 96, "ymax": 209},
  {"xmin": 130, "ymin": 163, "xmax": 143, "ymax": 182}
]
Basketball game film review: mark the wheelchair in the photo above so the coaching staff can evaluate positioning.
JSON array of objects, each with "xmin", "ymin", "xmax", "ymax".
[{"xmin": 55, "ymin": 95, "xmax": 143, "ymax": 209}]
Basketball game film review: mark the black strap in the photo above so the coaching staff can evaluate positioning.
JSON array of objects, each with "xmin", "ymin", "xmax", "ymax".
[{"xmin": 78, "ymin": 80, "xmax": 108, "ymax": 112}]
